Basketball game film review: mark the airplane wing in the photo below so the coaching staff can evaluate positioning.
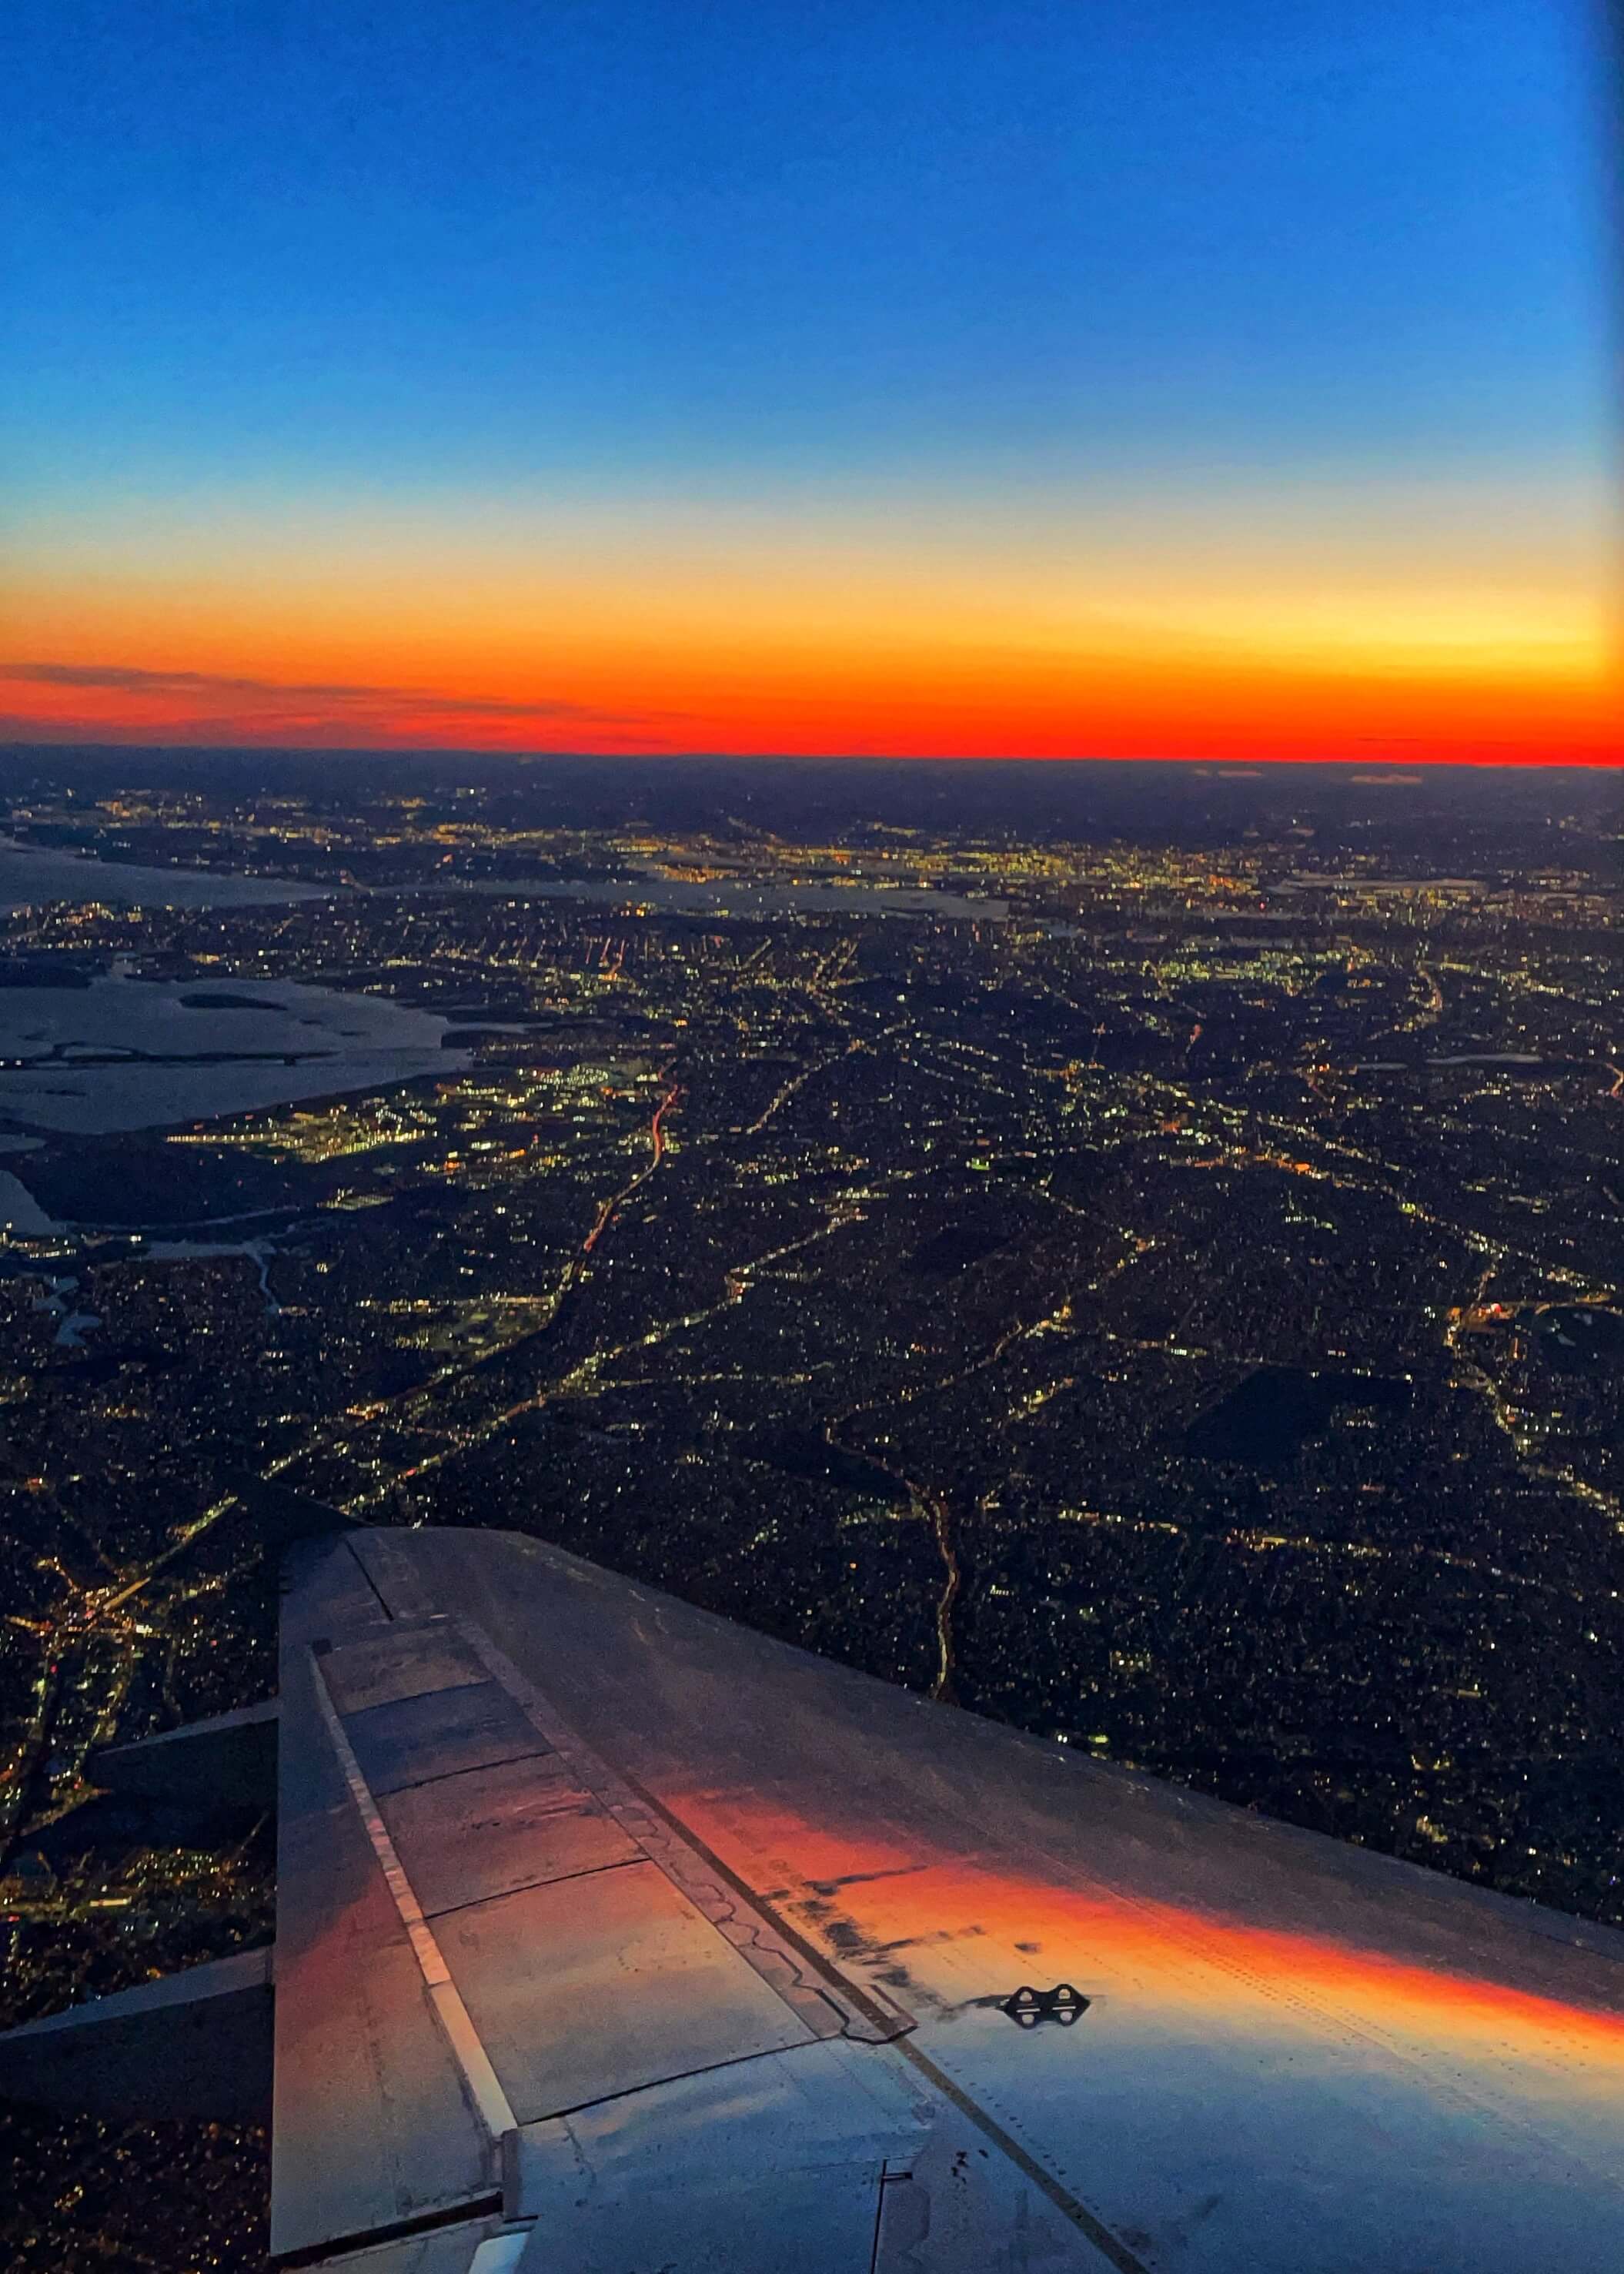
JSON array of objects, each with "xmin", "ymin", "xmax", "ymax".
[{"xmin": 8, "ymin": 1520, "xmax": 1624, "ymax": 2272}]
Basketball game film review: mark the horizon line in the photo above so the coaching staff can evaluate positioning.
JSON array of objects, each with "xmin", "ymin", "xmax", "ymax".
[{"xmin": 1, "ymin": 742, "xmax": 1620, "ymax": 775}]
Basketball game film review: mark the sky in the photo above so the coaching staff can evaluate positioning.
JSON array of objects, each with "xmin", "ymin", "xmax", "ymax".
[{"xmin": 2, "ymin": 0, "xmax": 1620, "ymax": 765}]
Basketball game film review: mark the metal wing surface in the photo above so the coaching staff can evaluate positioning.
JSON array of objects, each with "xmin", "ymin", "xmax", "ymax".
[
  {"xmin": 12, "ymin": 1520, "xmax": 1624, "ymax": 2272},
  {"xmin": 262, "ymin": 1525, "xmax": 1624, "ymax": 2272}
]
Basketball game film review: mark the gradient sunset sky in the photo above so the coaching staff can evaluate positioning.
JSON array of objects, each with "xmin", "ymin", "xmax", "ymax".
[{"xmin": 5, "ymin": 0, "xmax": 1620, "ymax": 764}]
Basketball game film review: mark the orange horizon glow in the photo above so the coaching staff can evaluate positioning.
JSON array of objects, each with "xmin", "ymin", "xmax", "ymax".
[
  {"xmin": 2, "ymin": 621, "xmax": 1617, "ymax": 769},
  {"xmin": 3, "ymin": 484, "xmax": 1618, "ymax": 767},
  {"xmin": 4, "ymin": 682, "xmax": 1620, "ymax": 767}
]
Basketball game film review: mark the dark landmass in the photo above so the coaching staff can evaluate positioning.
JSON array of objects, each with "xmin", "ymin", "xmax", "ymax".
[
  {"xmin": 177, "ymin": 992, "xmax": 286, "ymax": 1012},
  {"xmin": 0, "ymin": 750, "xmax": 1620, "ymax": 2268}
]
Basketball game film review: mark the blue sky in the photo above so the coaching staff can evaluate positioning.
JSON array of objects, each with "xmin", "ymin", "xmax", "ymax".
[
  {"xmin": 2, "ymin": 0, "xmax": 1617, "ymax": 764},
  {"xmin": 8, "ymin": 0, "xmax": 1614, "ymax": 490}
]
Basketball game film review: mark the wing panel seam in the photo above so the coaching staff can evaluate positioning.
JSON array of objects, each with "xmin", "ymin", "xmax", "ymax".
[
  {"xmin": 891, "ymin": 2038, "xmax": 1152, "ymax": 2274},
  {"xmin": 373, "ymin": 1741, "xmax": 554, "ymax": 1798},
  {"xmin": 422, "ymin": 1854, "xmax": 644, "ymax": 1924},
  {"xmin": 340, "ymin": 1535, "xmax": 395, "ymax": 1623}
]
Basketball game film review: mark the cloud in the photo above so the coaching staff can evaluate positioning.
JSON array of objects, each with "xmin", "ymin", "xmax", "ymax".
[
  {"xmin": 1350, "ymin": 771, "xmax": 1424, "ymax": 787},
  {"xmin": 0, "ymin": 660, "xmax": 673, "ymax": 735}
]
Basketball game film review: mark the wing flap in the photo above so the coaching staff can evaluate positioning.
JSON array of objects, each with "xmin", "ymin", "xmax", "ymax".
[
  {"xmin": 337, "ymin": 1680, "xmax": 552, "ymax": 1797},
  {"xmin": 319, "ymin": 1622, "xmax": 490, "ymax": 1715},
  {"xmin": 436, "ymin": 1861, "xmax": 814, "ymax": 2125},
  {"xmin": 375, "ymin": 1755, "xmax": 639, "ymax": 1918},
  {"xmin": 276, "ymin": 1537, "xmax": 913, "ymax": 2263}
]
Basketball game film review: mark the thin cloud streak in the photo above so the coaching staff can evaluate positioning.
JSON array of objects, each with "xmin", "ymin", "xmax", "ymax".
[
  {"xmin": 0, "ymin": 660, "xmax": 677, "ymax": 731},
  {"xmin": 0, "ymin": 713, "xmax": 684, "ymax": 754}
]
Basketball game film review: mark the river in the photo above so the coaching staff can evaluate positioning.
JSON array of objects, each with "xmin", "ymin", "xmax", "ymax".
[{"xmin": 0, "ymin": 972, "xmax": 469, "ymax": 1135}]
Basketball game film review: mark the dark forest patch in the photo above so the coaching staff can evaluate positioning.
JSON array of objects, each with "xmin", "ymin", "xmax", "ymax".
[
  {"xmin": 906, "ymin": 1219, "xmax": 1012, "ymax": 1277},
  {"xmin": 1188, "ymin": 1366, "xmax": 1411, "ymax": 1466},
  {"xmin": 18, "ymin": 1139, "xmax": 311, "ymax": 1226},
  {"xmin": 740, "ymin": 1426, "xmax": 907, "ymax": 1503}
]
